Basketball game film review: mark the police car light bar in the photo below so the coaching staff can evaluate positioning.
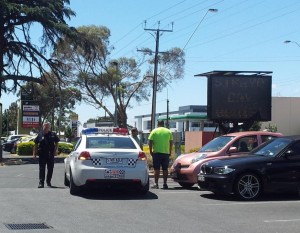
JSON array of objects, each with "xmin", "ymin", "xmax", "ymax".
[{"xmin": 82, "ymin": 127, "xmax": 128, "ymax": 135}]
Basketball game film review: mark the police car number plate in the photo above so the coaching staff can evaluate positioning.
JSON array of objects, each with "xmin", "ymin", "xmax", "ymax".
[
  {"xmin": 106, "ymin": 158, "xmax": 123, "ymax": 164},
  {"xmin": 104, "ymin": 169, "xmax": 125, "ymax": 179}
]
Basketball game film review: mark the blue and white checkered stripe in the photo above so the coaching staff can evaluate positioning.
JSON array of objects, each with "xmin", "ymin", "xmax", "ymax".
[
  {"xmin": 92, "ymin": 158, "xmax": 102, "ymax": 166},
  {"xmin": 127, "ymin": 158, "xmax": 138, "ymax": 167}
]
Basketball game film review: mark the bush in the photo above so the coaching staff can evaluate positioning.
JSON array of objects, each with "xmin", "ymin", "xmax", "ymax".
[
  {"xmin": 188, "ymin": 147, "xmax": 200, "ymax": 153},
  {"xmin": 58, "ymin": 142, "xmax": 74, "ymax": 154},
  {"xmin": 143, "ymin": 145, "xmax": 180, "ymax": 169},
  {"xmin": 16, "ymin": 141, "xmax": 74, "ymax": 155},
  {"xmin": 17, "ymin": 141, "xmax": 35, "ymax": 155}
]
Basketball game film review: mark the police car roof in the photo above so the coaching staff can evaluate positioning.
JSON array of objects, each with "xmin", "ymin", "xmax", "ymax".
[{"xmin": 81, "ymin": 127, "xmax": 128, "ymax": 135}]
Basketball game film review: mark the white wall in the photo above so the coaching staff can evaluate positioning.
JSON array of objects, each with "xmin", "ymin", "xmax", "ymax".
[{"xmin": 261, "ymin": 97, "xmax": 300, "ymax": 135}]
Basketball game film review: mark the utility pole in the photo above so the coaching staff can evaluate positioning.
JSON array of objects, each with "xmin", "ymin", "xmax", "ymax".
[
  {"xmin": 166, "ymin": 98, "xmax": 169, "ymax": 128},
  {"xmin": 138, "ymin": 21, "xmax": 173, "ymax": 131}
]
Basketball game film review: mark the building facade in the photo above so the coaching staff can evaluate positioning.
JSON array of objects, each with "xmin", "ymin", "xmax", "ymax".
[{"xmin": 134, "ymin": 97, "xmax": 300, "ymax": 139}]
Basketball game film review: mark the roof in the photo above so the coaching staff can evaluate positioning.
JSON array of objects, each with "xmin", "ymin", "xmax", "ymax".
[
  {"xmin": 158, "ymin": 113, "xmax": 207, "ymax": 122},
  {"xmin": 194, "ymin": 70, "xmax": 273, "ymax": 77}
]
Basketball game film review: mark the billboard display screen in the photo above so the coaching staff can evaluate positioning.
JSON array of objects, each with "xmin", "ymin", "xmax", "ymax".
[{"xmin": 207, "ymin": 75, "xmax": 272, "ymax": 121}]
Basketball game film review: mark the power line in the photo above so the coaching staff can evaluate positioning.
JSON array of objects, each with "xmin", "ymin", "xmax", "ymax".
[{"xmin": 138, "ymin": 22, "xmax": 173, "ymax": 130}]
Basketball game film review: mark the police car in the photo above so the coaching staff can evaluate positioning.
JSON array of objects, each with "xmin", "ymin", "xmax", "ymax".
[{"xmin": 64, "ymin": 127, "xmax": 149, "ymax": 195}]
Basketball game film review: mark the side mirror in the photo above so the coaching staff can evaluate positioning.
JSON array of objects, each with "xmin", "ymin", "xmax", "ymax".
[
  {"xmin": 284, "ymin": 150, "xmax": 294, "ymax": 157},
  {"xmin": 228, "ymin": 147, "xmax": 238, "ymax": 154}
]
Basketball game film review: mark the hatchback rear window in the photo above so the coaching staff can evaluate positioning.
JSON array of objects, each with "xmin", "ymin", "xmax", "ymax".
[{"xmin": 86, "ymin": 137, "xmax": 136, "ymax": 149}]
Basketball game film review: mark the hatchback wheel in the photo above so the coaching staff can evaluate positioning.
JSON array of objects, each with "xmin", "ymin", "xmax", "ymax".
[
  {"xmin": 179, "ymin": 182, "xmax": 194, "ymax": 189},
  {"xmin": 234, "ymin": 173, "xmax": 262, "ymax": 200}
]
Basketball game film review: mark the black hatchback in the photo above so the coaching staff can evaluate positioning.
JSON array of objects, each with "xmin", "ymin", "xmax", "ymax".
[
  {"xmin": 2, "ymin": 138, "xmax": 20, "ymax": 153},
  {"xmin": 198, "ymin": 136, "xmax": 300, "ymax": 200}
]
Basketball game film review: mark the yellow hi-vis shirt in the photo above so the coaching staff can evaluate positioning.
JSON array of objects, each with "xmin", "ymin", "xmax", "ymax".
[{"xmin": 148, "ymin": 127, "xmax": 173, "ymax": 154}]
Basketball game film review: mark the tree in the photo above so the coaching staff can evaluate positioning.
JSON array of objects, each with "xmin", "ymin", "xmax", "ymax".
[
  {"xmin": 0, "ymin": 0, "xmax": 86, "ymax": 97},
  {"xmin": 1, "ymin": 102, "xmax": 18, "ymax": 135},
  {"xmin": 54, "ymin": 25, "xmax": 185, "ymax": 127},
  {"xmin": 20, "ymin": 77, "xmax": 82, "ymax": 131}
]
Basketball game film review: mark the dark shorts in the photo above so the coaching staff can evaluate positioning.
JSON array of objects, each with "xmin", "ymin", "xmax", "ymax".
[{"xmin": 152, "ymin": 153, "xmax": 170, "ymax": 171}]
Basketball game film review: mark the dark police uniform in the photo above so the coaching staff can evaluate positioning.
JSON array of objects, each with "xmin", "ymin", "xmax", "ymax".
[{"xmin": 34, "ymin": 131, "xmax": 59, "ymax": 185}]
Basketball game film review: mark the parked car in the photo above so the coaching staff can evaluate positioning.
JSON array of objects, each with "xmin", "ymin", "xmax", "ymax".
[
  {"xmin": 3, "ymin": 137, "xmax": 22, "ymax": 153},
  {"xmin": 6, "ymin": 134, "xmax": 29, "ymax": 142},
  {"xmin": 198, "ymin": 136, "xmax": 300, "ymax": 200},
  {"xmin": 1, "ymin": 136, "xmax": 7, "ymax": 143},
  {"xmin": 170, "ymin": 131, "xmax": 283, "ymax": 188},
  {"xmin": 64, "ymin": 127, "xmax": 149, "ymax": 195}
]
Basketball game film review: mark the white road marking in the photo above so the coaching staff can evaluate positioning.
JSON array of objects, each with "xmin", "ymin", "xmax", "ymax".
[
  {"xmin": 264, "ymin": 219, "xmax": 300, "ymax": 223},
  {"xmin": 16, "ymin": 174, "xmax": 24, "ymax": 177}
]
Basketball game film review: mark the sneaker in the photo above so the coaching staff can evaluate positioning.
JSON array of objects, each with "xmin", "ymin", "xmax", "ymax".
[
  {"xmin": 151, "ymin": 184, "xmax": 159, "ymax": 189},
  {"xmin": 38, "ymin": 183, "xmax": 44, "ymax": 188},
  {"xmin": 46, "ymin": 182, "xmax": 52, "ymax": 187},
  {"xmin": 163, "ymin": 184, "xmax": 168, "ymax": 189}
]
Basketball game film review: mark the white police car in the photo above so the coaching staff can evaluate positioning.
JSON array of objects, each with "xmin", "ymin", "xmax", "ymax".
[{"xmin": 64, "ymin": 127, "xmax": 149, "ymax": 195}]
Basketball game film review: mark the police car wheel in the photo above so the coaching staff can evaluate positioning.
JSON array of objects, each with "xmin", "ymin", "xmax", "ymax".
[
  {"xmin": 70, "ymin": 170, "xmax": 80, "ymax": 195},
  {"xmin": 64, "ymin": 172, "xmax": 70, "ymax": 187},
  {"xmin": 138, "ymin": 178, "xmax": 149, "ymax": 195}
]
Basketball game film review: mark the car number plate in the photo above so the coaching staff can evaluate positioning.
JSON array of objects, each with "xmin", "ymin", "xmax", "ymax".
[
  {"xmin": 106, "ymin": 158, "xmax": 123, "ymax": 164},
  {"xmin": 198, "ymin": 175, "xmax": 205, "ymax": 182},
  {"xmin": 104, "ymin": 169, "xmax": 125, "ymax": 179}
]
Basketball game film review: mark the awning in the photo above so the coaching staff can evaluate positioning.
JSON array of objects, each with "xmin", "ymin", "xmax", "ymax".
[{"xmin": 158, "ymin": 113, "xmax": 207, "ymax": 122}]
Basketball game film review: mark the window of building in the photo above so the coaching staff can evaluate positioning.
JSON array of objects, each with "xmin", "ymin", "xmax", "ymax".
[
  {"xmin": 169, "ymin": 121, "xmax": 176, "ymax": 128},
  {"xmin": 143, "ymin": 121, "xmax": 151, "ymax": 130},
  {"xmin": 191, "ymin": 122, "xmax": 200, "ymax": 127}
]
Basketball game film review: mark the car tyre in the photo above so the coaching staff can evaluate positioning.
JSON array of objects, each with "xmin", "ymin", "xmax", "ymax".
[
  {"xmin": 179, "ymin": 182, "xmax": 194, "ymax": 189},
  {"xmin": 10, "ymin": 146, "xmax": 16, "ymax": 154},
  {"xmin": 234, "ymin": 173, "xmax": 262, "ymax": 200},
  {"xmin": 138, "ymin": 177, "xmax": 149, "ymax": 195},
  {"xmin": 70, "ymin": 170, "xmax": 80, "ymax": 195},
  {"xmin": 64, "ymin": 172, "xmax": 70, "ymax": 187}
]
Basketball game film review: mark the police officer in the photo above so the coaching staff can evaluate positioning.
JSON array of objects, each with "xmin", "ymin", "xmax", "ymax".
[{"xmin": 33, "ymin": 122, "xmax": 59, "ymax": 188}]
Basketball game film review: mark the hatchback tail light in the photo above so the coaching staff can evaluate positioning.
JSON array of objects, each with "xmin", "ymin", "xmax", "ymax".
[
  {"xmin": 138, "ymin": 151, "xmax": 147, "ymax": 161},
  {"xmin": 79, "ymin": 151, "xmax": 91, "ymax": 160}
]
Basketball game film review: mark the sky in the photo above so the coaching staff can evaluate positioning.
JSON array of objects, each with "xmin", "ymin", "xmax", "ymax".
[{"xmin": 2, "ymin": 0, "xmax": 300, "ymax": 127}]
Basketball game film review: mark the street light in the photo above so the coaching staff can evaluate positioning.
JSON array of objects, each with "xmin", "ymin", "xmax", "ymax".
[{"xmin": 284, "ymin": 40, "xmax": 300, "ymax": 47}]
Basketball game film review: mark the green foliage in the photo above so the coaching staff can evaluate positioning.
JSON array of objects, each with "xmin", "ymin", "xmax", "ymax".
[
  {"xmin": 143, "ymin": 145, "xmax": 185, "ymax": 169},
  {"xmin": 16, "ymin": 141, "xmax": 73, "ymax": 155},
  {"xmin": 1, "ymin": 0, "xmax": 83, "ymax": 94},
  {"xmin": 249, "ymin": 121, "xmax": 262, "ymax": 131},
  {"xmin": 17, "ymin": 142, "xmax": 35, "ymax": 155},
  {"xmin": 64, "ymin": 126, "xmax": 73, "ymax": 141},
  {"xmin": 188, "ymin": 147, "xmax": 201, "ymax": 153},
  {"xmin": 54, "ymin": 25, "xmax": 185, "ymax": 127},
  {"xmin": 265, "ymin": 123, "xmax": 278, "ymax": 132},
  {"xmin": 58, "ymin": 142, "xmax": 74, "ymax": 154}
]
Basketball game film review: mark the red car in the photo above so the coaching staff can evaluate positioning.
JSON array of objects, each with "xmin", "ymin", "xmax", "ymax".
[{"xmin": 170, "ymin": 131, "xmax": 283, "ymax": 188}]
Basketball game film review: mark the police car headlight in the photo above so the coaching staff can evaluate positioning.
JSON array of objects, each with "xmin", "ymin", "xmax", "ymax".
[{"xmin": 213, "ymin": 166, "xmax": 235, "ymax": 175}]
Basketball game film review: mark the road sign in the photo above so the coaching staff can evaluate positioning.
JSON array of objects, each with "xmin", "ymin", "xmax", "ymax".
[{"xmin": 22, "ymin": 101, "xmax": 40, "ymax": 128}]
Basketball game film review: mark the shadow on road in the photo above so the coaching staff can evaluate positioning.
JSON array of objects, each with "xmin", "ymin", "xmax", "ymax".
[{"xmin": 73, "ymin": 188, "xmax": 159, "ymax": 200}]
